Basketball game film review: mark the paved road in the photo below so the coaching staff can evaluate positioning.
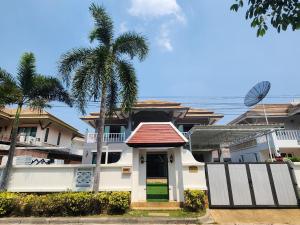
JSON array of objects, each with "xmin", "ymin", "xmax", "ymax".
[{"xmin": 209, "ymin": 209, "xmax": 300, "ymax": 225}]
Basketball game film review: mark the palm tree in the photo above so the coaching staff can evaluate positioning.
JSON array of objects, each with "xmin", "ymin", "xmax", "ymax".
[
  {"xmin": 0, "ymin": 52, "xmax": 72, "ymax": 191},
  {"xmin": 59, "ymin": 3, "xmax": 148, "ymax": 193}
]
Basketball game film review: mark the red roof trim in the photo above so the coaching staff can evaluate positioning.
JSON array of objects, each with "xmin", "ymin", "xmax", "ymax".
[{"xmin": 126, "ymin": 122, "xmax": 188, "ymax": 147}]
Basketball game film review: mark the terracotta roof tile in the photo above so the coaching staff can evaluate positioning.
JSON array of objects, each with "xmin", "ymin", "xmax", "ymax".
[{"xmin": 126, "ymin": 122, "xmax": 187, "ymax": 147}]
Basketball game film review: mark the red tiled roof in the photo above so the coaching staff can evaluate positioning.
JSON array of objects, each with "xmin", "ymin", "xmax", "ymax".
[{"xmin": 126, "ymin": 122, "xmax": 187, "ymax": 147}]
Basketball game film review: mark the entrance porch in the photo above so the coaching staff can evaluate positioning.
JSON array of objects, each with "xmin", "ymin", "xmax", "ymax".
[{"xmin": 126, "ymin": 122, "xmax": 188, "ymax": 203}]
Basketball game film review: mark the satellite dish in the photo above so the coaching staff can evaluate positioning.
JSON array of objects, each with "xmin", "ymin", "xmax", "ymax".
[
  {"xmin": 244, "ymin": 81, "xmax": 271, "ymax": 107},
  {"xmin": 244, "ymin": 81, "xmax": 278, "ymax": 160}
]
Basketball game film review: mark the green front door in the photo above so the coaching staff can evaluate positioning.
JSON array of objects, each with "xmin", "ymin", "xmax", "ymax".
[{"xmin": 146, "ymin": 153, "xmax": 169, "ymax": 202}]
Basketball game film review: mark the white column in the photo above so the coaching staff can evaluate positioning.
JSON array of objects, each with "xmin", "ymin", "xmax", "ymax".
[
  {"xmin": 168, "ymin": 147, "xmax": 184, "ymax": 202},
  {"xmin": 271, "ymin": 129, "xmax": 281, "ymax": 157},
  {"xmin": 131, "ymin": 148, "xmax": 146, "ymax": 202}
]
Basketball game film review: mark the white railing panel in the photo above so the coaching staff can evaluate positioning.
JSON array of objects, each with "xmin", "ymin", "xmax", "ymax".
[
  {"xmin": 276, "ymin": 130, "xmax": 300, "ymax": 140},
  {"xmin": 86, "ymin": 132, "xmax": 126, "ymax": 143}
]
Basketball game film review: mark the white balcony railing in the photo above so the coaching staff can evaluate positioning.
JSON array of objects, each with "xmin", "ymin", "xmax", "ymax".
[
  {"xmin": 86, "ymin": 132, "xmax": 126, "ymax": 144},
  {"xmin": 86, "ymin": 131, "xmax": 189, "ymax": 144},
  {"xmin": 275, "ymin": 130, "xmax": 300, "ymax": 140},
  {"xmin": 18, "ymin": 134, "xmax": 42, "ymax": 146}
]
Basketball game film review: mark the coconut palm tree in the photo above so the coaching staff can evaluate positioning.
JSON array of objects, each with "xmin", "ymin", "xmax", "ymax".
[
  {"xmin": 0, "ymin": 52, "xmax": 72, "ymax": 191},
  {"xmin": 59, "ymin": 3, "xmax": 148, "ymax": 193}
]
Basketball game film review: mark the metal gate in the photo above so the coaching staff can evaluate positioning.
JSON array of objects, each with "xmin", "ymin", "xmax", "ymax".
[{"xmin": 205, "ymin": 162, "xmax": 300, "ymax": 208}]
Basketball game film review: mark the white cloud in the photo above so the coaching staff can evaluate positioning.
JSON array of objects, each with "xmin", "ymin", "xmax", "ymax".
[
  {"xmin": 157, "ymin": 24, "xmax": 173, "ymax": 52},
  {"xmin": 129, "ymin": 0, "xmax": 185, "ymax": 23},
  {"xmin": 128, "ymin": 0, "xmax": 185, "ymax": 52},
  {"xmin": 119, "ymin": 22, "xmax": 129, "ymax": 33}
]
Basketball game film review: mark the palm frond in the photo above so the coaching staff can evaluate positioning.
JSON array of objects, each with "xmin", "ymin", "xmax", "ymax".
[
  {"xmin": 71, "ymin": 63, "xmax": 94, "ymax": 114},
  {"xmin": 0, "ymin": 68, "xmax": 20, "ymax": 107},
  {"xmin": 29, "ymin": 75, "xmax": 72, "ymax": 107},
  {"xmin": 117, "ymin": 60, "xmax": 137, "ymax": 112},
  {"xmin": 113, "ymin": 32, "xmax": 149, "ymax": 61},
  {"xmin": 88, "ymin": 46, "xmax": 109, "ymax": 101},
  {"xmin": 106, "ymin": 72, "xmax": 118, "ymax": 116},
  {"xmin": 59, "ymin": 48, "xmax": 92, "ymax": 87},
  {"xmin": 27, "ymin": 98, "xmax": 51, "ymax": 112},
  {"xmin": 89, "ymin": 3, "xmax": 113, "ymax": 46},
  {"xmin": 17, "ymin": 52, "xmax": 36, "ymax": 95}
]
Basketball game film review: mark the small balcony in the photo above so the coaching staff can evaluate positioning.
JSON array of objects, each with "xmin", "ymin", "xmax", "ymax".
[
  {"xmin": 275, "ymin": 130, "xmax": 300, "ymax": 140},
  {"xmin": 86, "ymin": 131, "xmax": 190, "ymax": 144},
  {"xmin": 18, "ymin": 134, "xmax": 42, "ymax": 146},
  {"xmin": 274, "ymin": 129, "xmax": 300, "ymax": 149},
  {"xmin": 0, "ymin": 134, "xmax": 42, "ymax": 146},
  {"xmin": 86, "ymin": 132, "xmax": 126, "ymax": 144}
]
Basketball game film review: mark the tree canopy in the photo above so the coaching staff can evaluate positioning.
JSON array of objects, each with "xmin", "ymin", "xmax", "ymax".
[{"xmin": 231, "ymin": 0, "xmax": 300, "ymax": 36}]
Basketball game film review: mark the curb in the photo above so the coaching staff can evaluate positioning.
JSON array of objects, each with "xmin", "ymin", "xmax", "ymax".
[
  {"xmin": 197, "ymin": 209, "xmax": 215, "ymax": 224},
  {"xmin": 0, "ymin": 216, "xmax": 199, "ymax": 224}
]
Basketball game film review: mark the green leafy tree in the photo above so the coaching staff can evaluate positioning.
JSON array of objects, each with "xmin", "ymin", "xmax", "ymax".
[
  {"xmin": 0, "ymin": 52, "xmax": 72, "ymax": 191},
  {"xmin": 231, "ymin": 0, "xmax": 300, "ymax": 36},
  {"xmin": 59, "ymin": 3, "xmax": 148, "ymax": 193}
]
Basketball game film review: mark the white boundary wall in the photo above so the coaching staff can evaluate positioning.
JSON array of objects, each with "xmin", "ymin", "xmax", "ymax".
[
  {"xmin": 0, "ymin": 148, "xmax": 208, "ymax": 198},
  {"xmin": 292, "ymin": 162, "xmax": 300, "ymax": 194},
  {"xmin": 0, "ymin": 164, "xmax": 132, "ymax": 192}
]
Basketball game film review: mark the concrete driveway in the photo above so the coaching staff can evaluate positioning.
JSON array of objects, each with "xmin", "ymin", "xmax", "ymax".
[{"xmin": 209, "ymin": 209, "xmax": 300, "ymax": 225}]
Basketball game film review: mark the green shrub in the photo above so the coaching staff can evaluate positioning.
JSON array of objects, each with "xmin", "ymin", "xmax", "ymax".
[
  {"xmin": 108, "ymin": 191, "xmax": 130, "ymax": 214},
  {"xmin": 288, "ymin": 156, "xmax": 300, "ymax": 162},
  {"xmin": 183, "ymin": 190, "xmax": 206, "ymax": 212},
  {"xmin": 0, "ymin": 191, "xmax": 130, "ymax": 217},
  {"xmin": 0, "ymin": 193, "xmax": 19, "ymax": 216},
  {"xmin": 93, "ymin": 192, "xmax": 110, "ymax": 213}
]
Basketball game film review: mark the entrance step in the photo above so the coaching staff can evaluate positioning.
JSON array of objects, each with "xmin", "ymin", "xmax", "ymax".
[{"xmin": 131, "ymin": 202, "xmax": 181, "ymax": 210}]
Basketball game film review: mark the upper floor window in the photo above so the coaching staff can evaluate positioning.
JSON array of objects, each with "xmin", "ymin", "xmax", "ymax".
[
  {"xmin": 177, "ymin": 124, "xmax": 193, "ymax": 133},
  {"xmin": 57, "ymin": 132, "xmax": 61, "ymax": 145},
  {"xmin": 104, "ymin": 125, "xmax": 126, "ymax": 133},
  {"xmin": 44, "ymin": 128, "xmax": 50, "ymax": 142},
  {"xmin": 18, "ymin": 127, "xmax": 37, "ymax": 137}
]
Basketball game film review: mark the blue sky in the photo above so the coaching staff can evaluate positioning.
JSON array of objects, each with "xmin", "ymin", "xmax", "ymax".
[{"xmin": 1, "ymin": 0, "xmax": 300, "ymax": 133}]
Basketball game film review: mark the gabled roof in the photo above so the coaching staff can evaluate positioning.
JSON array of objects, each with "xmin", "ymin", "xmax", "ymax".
[
  {"xmin": 81, "ymin": 100, "xmax": 224, "ymax": 128},
  {"xmin": 0, "ymin": 107, "xmax": 83, "ymax": 138},
  {"xmin": 228, "ymin": 104, "xmax": 291, "ymax": 125},
  {"xmin": 126, "ymin": 122, "xmax": 188, "ymax": 147}
]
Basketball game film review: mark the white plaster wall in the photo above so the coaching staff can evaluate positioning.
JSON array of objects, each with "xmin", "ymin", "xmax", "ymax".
[
  {"xmin": 167, "ymin": 148, "xmax": 185, "ymax": 202},
  {"xmin": 292, "ymin": 162, "xmax": 300, "ymax": 192},
  {"xmin": 168, "ymin": 149, "xmax": 177, "ymax": 201},
  {"xmin": 42, "ymin": 125, "xmax": 73, "ymax": 148},
  {"xmin": 0, "ymin": 164, "xmax": 132, "ymax": 192},
  {"xmin": 4, "ymin": 165, "xmax": 76, "ymax": 192},
  {"xmin": 181, "ymin": 149, "xmax": 207, "ymax": 190},
  {"xmin": 173, "ymin": 147, "xmax": 184, "ymax": 202},
  {"xmin": 0, "ymin": 122, "xmax": 74, "ymax": 148},
  {"xmin": 131, "ymin": 148, "xmax": 146, "ymax": 202}
]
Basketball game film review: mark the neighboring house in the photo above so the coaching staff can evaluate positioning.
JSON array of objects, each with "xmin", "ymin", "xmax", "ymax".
[
  {"xmin": 81, "ymin": 100, "xmax": 223, "ymax": 164},
  {"xmin": 228, "ymin": 103, "xmax": 300, "ymax": 162},
  {"xmin": 0, "ymin": 108, "xmax": 83, "ymax": 164}
]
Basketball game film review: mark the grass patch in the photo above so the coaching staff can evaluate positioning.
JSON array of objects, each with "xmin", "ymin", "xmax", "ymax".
[
  {"xmin": 146, "ymin": 183, "xmax": 168, "ymax": 202},
  {"xmin": 124, "ymin": 209, "xmax": 205, "ymax": 218}
]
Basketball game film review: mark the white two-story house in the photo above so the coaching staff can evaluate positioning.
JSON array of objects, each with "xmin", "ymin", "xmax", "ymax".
[{"xmin": 229, "ymin": 103, "xmax": 300, "ymax": 162}]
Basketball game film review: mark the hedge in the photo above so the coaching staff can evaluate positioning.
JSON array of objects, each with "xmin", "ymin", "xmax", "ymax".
[
  {"xmin": 0, "ymin": 191, "xmax": 130, "ymax": 217},
  {"xmin": 183, "ymin": 190, "xmax": 207, "ymax": 212}
]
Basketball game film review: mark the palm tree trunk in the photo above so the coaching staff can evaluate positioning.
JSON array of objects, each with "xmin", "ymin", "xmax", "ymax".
[
  {"xmin": 93, "ymin": 84, "xmax": 107, "ymax": 193},
  {"xmin": 0, "ymin": 103, "xmax": 22, "ymax": 191}
]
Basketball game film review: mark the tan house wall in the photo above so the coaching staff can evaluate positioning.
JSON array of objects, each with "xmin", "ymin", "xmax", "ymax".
[{"xmin": 0, "ymin": 122, "xmax": 74, "ymax": 148}]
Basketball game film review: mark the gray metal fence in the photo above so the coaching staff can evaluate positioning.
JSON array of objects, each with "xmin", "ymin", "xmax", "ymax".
[{"xmin": 205, "ymin": 162, "xmax": 299, "ymax": 208}]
